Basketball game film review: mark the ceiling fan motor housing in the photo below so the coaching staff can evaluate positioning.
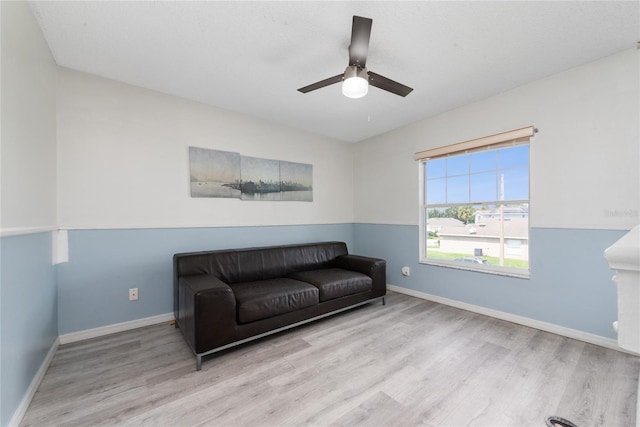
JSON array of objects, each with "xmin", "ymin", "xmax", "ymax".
[{"xmin": 344, "ymin": 65, "xmax": 368, "ymax": 80}]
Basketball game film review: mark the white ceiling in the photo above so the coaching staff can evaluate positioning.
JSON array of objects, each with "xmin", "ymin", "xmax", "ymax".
[{"xmin": 30, "ymin": 1, "xmax": 639, "ymax": 143}]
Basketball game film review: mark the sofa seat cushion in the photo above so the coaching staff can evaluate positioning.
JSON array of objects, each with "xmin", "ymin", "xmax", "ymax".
[
  {"xmin": 230, "ymin": 278, "xmax": 319, "ymax": 323},
  {"xmin": 289, "ymin": 268, "xmax": 372, "ymax": 302}
]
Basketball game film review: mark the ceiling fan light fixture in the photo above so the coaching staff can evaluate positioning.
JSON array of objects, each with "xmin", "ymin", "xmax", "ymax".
[{"xmin": 342, "ymin": 66, "xmax": 369, "ymax": 98}]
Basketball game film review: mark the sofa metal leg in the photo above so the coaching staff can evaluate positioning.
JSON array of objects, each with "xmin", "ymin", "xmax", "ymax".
[
  {"xmin": 382, "ymin": 297, "xmax": 386, "ymax": 306},
  {"xmin": 196, "ymin": 354, "xmax": 202, "ymax": 371}
]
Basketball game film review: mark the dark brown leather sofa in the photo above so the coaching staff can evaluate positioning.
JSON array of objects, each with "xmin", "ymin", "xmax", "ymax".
[{"xmin": 173, "ymin": 241, "xmax": 386, "ymax": 370}]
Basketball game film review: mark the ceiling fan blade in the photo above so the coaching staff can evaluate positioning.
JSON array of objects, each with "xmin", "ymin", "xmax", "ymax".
[
  {"xmin": 348, "ymin": 16, "xmax": 373, "ymax": 68},
  {"xmin": 368, "ymin": 71, "xmax": 413, "ymax": 97},
  {"xmin": 297, "ymin": 74, "xmax": 344, "ymax": 93}
]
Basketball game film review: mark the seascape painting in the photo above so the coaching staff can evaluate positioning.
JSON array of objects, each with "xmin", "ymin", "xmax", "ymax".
[
  {"xmin": 189, "ymin": 147, "xmax": 241, "ymax": 198},
  {"xmin": 280, "ymin": 160, "xmax": 313, "ymax": 201},
  {"xmin": 241, "ymin": 156, "xmax": 281, "ymax": 201},
  {"xmin": 188, "ymin": 146, "xmax": 313, "ymax": 201}
]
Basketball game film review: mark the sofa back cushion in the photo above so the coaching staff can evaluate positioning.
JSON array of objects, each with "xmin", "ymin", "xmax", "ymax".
[{"xmin": 174, "ymin": 241, "xmax": 348, "ymax": 284}]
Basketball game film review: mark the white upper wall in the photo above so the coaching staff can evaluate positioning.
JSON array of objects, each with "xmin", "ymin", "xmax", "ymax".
[
  {"xmin": 353, "ymin": 48, "xmax": 640, "ymax": 230},
  {"xmin": 1, "ymin": 1, "xmax": 57, "ymax": 233},
  {"xmin": 56, "ymin": 68, "xmax": 354, "ymax": 229}
]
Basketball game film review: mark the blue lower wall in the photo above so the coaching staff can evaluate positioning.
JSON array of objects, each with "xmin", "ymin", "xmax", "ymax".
[
  {"xmin": 57, "ymin": 224, "xmax": 355, "ymax": 335},
  {"xmin": 353, "ymin": 223, "xmax": 625, "ymax": 339},
  {"xmin": 1, "ymin": 232, "xmax": 58, "ymax": 427},
  {"xmin": 58, "ymin": 223, "xmax": 624, "ymax": 340}
]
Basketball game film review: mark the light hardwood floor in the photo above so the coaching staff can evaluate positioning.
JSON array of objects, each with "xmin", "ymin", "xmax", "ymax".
[{"xmin": 21, "ymin": 292, "xmax": 639, "ymax": 426}]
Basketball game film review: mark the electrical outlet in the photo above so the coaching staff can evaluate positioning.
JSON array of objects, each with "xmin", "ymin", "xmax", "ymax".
[
  {"xmin": 401, "ymin": 266, "xmax": 410, "ymax": 276},
  {"xmin": 129, "ymin": 288, "xmax": 139, "ymax": 301}
]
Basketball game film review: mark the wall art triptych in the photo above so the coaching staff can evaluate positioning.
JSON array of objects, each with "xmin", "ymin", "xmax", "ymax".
[{"xmin": 189, "ymin": 147, "xmax": 313, "ymax": 202}]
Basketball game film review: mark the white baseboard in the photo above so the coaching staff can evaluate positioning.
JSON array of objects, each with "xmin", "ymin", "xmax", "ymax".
[
  {"xmin": 387, "ymin": 284, "xmax": 625, "ymax": 353},
  {"xmin": 9, "ymin": 337, "xmax": 60, "ymax": 427},
  {"xmin": 59, "ymin": 313, "xmax": 175, "ymax": 345}
]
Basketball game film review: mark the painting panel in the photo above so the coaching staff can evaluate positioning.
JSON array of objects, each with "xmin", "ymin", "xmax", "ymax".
[
  {"xmin": 280, "ymin": 161, "xmax": 313, "ymax": 202},
  {"xmin": 189, "ymin": 147, "xmax": 241, "ymax": 198},
  {"xmin": 241, "ymin": 156, "xmax": 281, "ymax": 201}
]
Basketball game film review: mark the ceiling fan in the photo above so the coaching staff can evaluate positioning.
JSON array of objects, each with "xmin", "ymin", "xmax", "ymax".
[{"xmin": 298, "ymin": 15, "xmax": 413, "ymax": 99}]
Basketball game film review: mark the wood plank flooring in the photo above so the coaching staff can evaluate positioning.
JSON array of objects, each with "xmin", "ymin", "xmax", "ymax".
[{"xmin": 21, "ymin": 292, "xmax": 639, "ymax": 426}]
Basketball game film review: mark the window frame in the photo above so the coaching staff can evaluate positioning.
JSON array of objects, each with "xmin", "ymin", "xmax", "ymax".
[{"xmin": 417, "ymin": 128, "xmax": 534, "ymax": 279}]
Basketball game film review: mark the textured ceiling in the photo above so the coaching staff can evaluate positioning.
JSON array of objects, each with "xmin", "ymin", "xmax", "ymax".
[{"xmin": 30, "ymin": 1, "xmax": 639, "ymax": 143}]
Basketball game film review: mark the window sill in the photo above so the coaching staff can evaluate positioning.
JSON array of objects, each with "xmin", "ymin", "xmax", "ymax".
[{"xmin": 420, "ymin": 258, "xmax": 530, "ymax": 279}]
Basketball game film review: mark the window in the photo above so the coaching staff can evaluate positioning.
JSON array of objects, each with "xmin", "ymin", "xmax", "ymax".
[{"xmin": 417, "ymin": 127, "xmax": 534, "ymax": 277}]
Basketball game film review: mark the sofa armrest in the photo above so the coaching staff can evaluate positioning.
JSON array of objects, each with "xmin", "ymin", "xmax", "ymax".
[
  {"xmin": 178, "ymin": 275, "xmax": 238, "ymax": 353},
  {"xmin": 336, "ymin": 254, "xmax": 387, "ymax": 296}
]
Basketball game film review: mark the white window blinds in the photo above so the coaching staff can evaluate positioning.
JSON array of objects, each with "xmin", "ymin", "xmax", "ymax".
[{"xmin": 414, "ymin": 126, "xmax": 536, "ymax": 161}]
